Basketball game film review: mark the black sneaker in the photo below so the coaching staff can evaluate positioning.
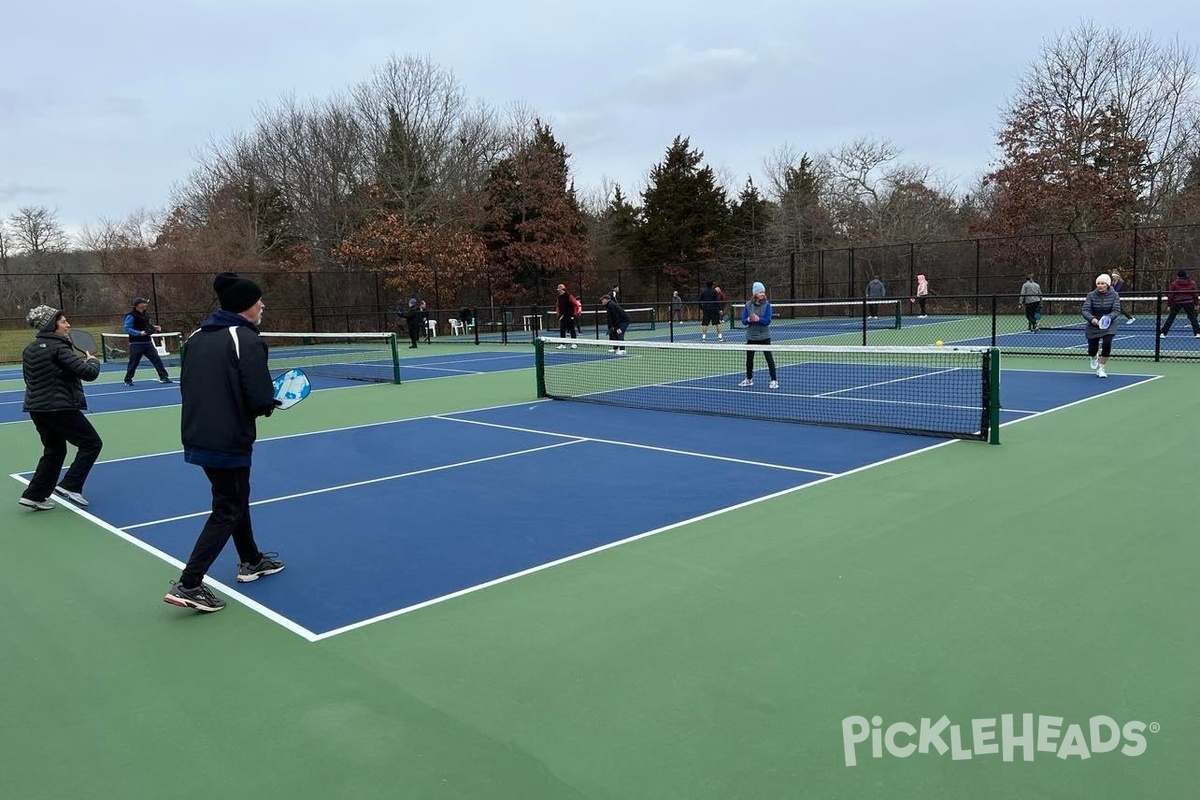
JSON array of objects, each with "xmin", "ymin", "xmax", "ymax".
[
  {"xmin": 237, "ymin": 553, "xmax": 285, "ymax": 583},
  {"xmin": 164, "ymin": 581, "xmax": 225, "ymax": 612},
  {"xmin": 123, "ymin": 379, "xmax": 133, "ymax": 387}
]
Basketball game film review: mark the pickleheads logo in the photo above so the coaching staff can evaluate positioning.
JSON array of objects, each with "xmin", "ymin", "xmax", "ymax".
[{"xmin": 842, "ymin": 715, "xmax": 1158, "ymax": 767}]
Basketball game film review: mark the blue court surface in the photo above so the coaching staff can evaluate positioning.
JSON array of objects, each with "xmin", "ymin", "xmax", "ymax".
[
  {"xmin": 0, "ymin": 350, "xmax": 533, "ymax": 424},
  {"xmin": 11, "ymin": 367, "xmax": 1158, "ymax": 641}
]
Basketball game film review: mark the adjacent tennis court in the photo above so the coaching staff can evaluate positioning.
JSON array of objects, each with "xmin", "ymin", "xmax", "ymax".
[{"xmin": 0, "ymin": 335, "xmax": 1195, "ymax": 800}]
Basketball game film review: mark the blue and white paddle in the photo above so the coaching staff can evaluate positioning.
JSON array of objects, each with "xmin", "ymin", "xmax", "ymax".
[
  {"xmin": 272, "ymin": 368, "xmax": 311, "ymax": 410},
  {"xmin": 1098, "ymin": 315, "xmax": 1112, "ymax": 331}
]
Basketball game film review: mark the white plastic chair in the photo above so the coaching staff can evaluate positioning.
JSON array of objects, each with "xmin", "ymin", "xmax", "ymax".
[
  {"xmin": 448, "ymin": 318, "xmax": 463, "ymax": 336},
  {"xmin": 426, "ymin": 319, "xmax": 437, "ymax": 338}
]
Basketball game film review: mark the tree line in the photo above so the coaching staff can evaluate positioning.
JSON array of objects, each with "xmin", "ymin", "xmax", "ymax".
[{"xmin": 2, "ymin": 22, "xmax": 1199, "ymax": 311}]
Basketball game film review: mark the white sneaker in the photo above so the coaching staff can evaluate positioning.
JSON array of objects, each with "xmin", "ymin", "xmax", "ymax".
[
  {"xmin": 556, "ymin": 344, "xmax": 566, "ymax": 349},
  {"xmin": 53, "ymin": 486, "xmax": 89, "ymax": 507},
  {"xmin": 717, "ymin": 335, "xmax": 723, "ymax": 341},
  {"xmin": 570, "ymin": 343, "xmax": 577, "ymax": 349},
  {"xmin": 1126, "ymin": 317, "xmax": 1136, "ymax": 324},
  {"xmin": 1159, "ymin": 333, "xmax": 1166, "ymax": 338},
  {"xmin": 609, "ymin": 348, "xmax": 618, "ymax": 353},
  {"xmin": 769, "ymin": 380, "xmax": 779, "ymax": 389},
  {"xmin": 739, "ymin": 378, "xmax": 753, "ymax": 387},
  {"xmin": 1097, "ymin": 366, "xmax": 1107, "ymax": 378},
  {"xmin": 1089, "ymin": 357, "xmax": 1099, "ymax": 370},
  {"xmin": 18, "ymin": 497, "xmax": 55, "ymax": 511},
  {"xmin": 701, "ymin": 334, "xmax": 707, "ymax": 340},
  {"xmin": 616, "ymin": 350, "xmax": 627, "ymax": 356}
]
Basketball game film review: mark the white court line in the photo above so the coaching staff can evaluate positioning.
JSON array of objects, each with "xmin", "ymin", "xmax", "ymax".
[
  {"xmin": 7, "ymin": 473, "xmax": 320, "ymax": 642},
  {"xmin": 432, "ymin": 415, "xmax": 834, "ymax": 476},
  {"xmin": 124, "ymin": 438, "xmax": 585, "ymax": 530}
]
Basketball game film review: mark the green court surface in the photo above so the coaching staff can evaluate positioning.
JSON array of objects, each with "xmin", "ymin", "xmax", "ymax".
[{"xmin": 1, "ymin": 346, "xmax": 1196, "ymax": 800}]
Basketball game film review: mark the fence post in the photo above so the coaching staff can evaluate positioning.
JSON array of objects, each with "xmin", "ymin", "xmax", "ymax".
[
  {"xmin": 848, "ymin": 248, "xmax": 855, "ymax": 298},
  {"xmin": 789, "ymin": 251, "xmax": 796, "ymax": 300},
  {"xmin": 1130, "ymin": 224, "xmax": 1139, "ymax": 284},
  {"xmin": 150, "ymin": 273, "xmax": 160, "ymax": 326},
  {"xmin": 56, "ymin": 274, "xmax": 64, "ymax": 311},
  {"xmin": 974, "ymin": 240, "xmax": 982, "ymax": 314},
  {"xmin": 307, "ymin": 271, "xmax": 317, "ymax": 331}
]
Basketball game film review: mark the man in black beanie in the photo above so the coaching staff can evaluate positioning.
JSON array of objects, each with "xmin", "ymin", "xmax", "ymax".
[{"xmin": 165, "ymin": 272, "xmax": 284, "ymax": 613}]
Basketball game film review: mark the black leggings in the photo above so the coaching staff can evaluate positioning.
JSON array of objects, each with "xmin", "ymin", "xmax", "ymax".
[
  {"xmin": 1087, "ymin": 335, "xmax": 1114, "ymax": 358},
  {"xmin": 746, "ymin": 342, "xmax": 777, "ymax": 380},
  {"xmin": 559, "ymin": 317, "xmax": 577, "ymax": 338}
]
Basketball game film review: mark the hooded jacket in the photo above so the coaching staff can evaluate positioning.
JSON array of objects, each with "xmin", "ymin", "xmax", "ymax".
[{"xmin": 180, "ymin": 309, "xmax": 276, "ymax": 467}]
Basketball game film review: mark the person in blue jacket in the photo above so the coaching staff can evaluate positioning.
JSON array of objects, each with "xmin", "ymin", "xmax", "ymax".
[
  {"xmin": 122, "ymin": 297, "xmax": 172, "ymax": 385},
  {"xmin": 740, "ymin": 281, "xmax": 778, "ymax": 389}
]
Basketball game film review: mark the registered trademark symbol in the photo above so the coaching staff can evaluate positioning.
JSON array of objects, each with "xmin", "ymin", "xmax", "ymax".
[{"xmin": 1149, "ymin": 722, "xmax": 1160, "ymax": 733}]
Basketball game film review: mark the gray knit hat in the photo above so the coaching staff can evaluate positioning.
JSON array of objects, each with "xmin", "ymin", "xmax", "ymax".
[{"xmin": 26, "ymin": 304, "xmax": 62, "ymax": 333}]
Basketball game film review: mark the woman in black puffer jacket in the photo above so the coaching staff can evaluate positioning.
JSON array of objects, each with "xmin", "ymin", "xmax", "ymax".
[{"xmin": 19, "ymin": 305, "xmax": 103, "ymax": 510}]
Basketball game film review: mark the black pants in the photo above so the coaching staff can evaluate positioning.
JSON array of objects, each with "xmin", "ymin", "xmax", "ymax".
[
  {"xmin": 917, "ymin": 297, "xmax": 927, "ymax": 315},
  {"xmin": 746, "ymin": 342, "xmax": 777, "ymax": 380},
  {"xmin": 608, "ymin": 327, "xmax": 626, "ymax": 352},
  {"xmin": 559, "ymin": 317, "xmax": 577, "ymax": 338},
  {"xmin": 124, "ymin": 341, "xmax": 169, "ymax": 381},
  {"xmin": 1024, "ymin": 302, "xmax": 1041, "ymax": 330},
  {"xmin": 868, "ymin": 303, "xmax": 879, "ymax": 317},
  {"xmin": 1087, "ymin": 334, "xmax": 1114, "ymax": 358},
  {"xmin": 1161, "ymin": 303, "xmax": 1199, "ymax": 335},
  {"xmin": 23, "ymin": 410, "xmax": 103, "ymax": 501},
  {"xmin": 407, "ymin": 324, "xmax": 420, "ymax": 348},
  {"xmin": 180, "ymin": 466, "xmax": 262, "ymax": 588}
]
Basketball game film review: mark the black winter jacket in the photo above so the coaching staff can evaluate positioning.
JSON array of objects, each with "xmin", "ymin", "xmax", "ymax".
[
  {"xmin": 180, "ymin": 311, "xmax": 276, "ymax": 465},
  {"xmin": 22, "ymin": 332, "xmax": 100, "ymax": 412}
]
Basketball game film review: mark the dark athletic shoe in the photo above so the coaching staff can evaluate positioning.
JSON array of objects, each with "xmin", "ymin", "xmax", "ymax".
[
  {"xmin": 236, "ymin": 553, "xmax": 285, "ymax": 583},
  {"xmin": 164, "ymin": 581, "xmax": 225, "ymax": 612}
]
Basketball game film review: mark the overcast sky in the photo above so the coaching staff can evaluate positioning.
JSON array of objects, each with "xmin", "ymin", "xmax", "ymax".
[{"xmin": 2, "ymin": 0, "xmax": 1196, "ymax": 235}]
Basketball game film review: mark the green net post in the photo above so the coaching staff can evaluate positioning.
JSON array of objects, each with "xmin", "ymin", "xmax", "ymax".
[
  {"xmin": 389, "ymin": 333, "xmax": 402, "ymax": 384},
  {"xmin": 988, "ymin": 346, "xmax": 1001, "ymax": 445},
  {"xmin": 649, "ymin": 307, "xmax": 657, "ymax": 331},
  {"xmin": 892, "ymin": 300, "xmax": 902, "ymax": 329},
  {"xmin": 534, "ymin": 337, "xmax": 546, "ymax": 397}
]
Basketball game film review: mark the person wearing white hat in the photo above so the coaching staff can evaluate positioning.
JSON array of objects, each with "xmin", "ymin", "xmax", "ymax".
[
  {"xmin": 740, "ymin": 282, "xmax": 778, "ymax": 389},
  {"xmin": 1081, "ymin": 273, "xmax": 1121, "ymax": 378}
]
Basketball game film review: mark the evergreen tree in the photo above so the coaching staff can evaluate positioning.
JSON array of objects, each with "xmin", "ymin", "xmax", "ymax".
[{"xmin": 636, "ymin": 136, "xmax": 729, "ymax": 280}]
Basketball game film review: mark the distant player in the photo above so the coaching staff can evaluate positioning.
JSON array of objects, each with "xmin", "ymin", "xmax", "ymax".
[
  {"xmin": 698, "ymin": 281, "xmax": 723, "ymax": 341},
  {"xmin": 601, "ymin": 294, "xmax": 630, "ymax": 355},
  {"xmin": 739, "ymin": 281, "xmax": 778, "ymax": 389},
  {"xmin": 122, "ymin": 296, "xmax": 173, "ymax": 386}
]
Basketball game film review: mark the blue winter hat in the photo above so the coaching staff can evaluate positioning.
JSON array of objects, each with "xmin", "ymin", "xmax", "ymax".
[
  {"xmin": 752, "ymin": 282, "xmax": 766, "ymax": 294},
  {"xmin": 408, "ymin": 297, "xmax": 418, "ymax": 307}
]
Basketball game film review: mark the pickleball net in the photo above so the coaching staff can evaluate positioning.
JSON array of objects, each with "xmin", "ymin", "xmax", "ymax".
[
  {"xmin": 257, "ymin": 332, "xmax": 402, "ymax": 383},
  {"xmin": 536, "ymin": 337, "xmax": 1000, "ymax": 442}
]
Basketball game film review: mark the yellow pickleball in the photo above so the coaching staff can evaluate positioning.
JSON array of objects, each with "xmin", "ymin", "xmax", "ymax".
[{"xmin": 935, "ymin": 340, "xmax": 944, "ymax": 346}]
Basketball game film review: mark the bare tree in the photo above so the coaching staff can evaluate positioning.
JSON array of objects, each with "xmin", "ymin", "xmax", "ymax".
[
  {"xmin": 8, "ymin": 206, "xmax": 71, "ymax": 266},
  {"xmin": 1008, "ymin": 22, "xmax": 1199, "ymax": 221}
]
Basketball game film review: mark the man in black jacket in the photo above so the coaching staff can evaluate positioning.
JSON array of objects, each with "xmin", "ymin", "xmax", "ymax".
[
  {"xmin": 165, "ymin": 273, "xmax": 284, "ymax": 613},
  {"xmin": 19, "ymin": 305, "xmax": 103, "ymax": 510},
  {"xmin": 602, "ymin": 294, "xmax": 631, "ymax": 355}
]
